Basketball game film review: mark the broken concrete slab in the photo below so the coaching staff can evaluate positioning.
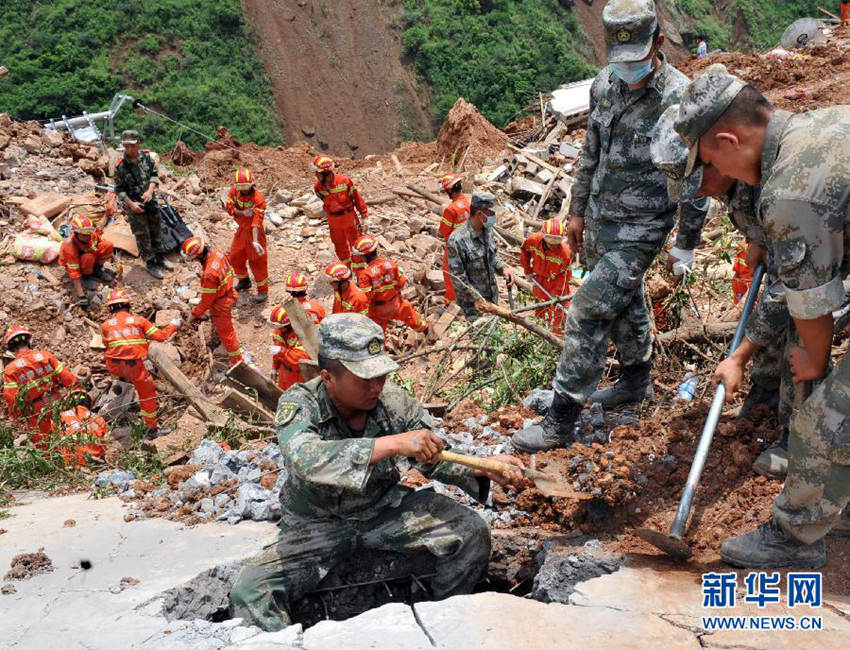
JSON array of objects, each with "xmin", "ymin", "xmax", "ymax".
[
  {"xmin": 301, "ymin": 602, "xmax": 431, "ymax": 649},
  {"xmin": 14, "ymin": 192, "xmax": 72, "ymax": 219},
  {"xmin": 102, "ymin": 222, "xmax": 139, "ymax": 257}
]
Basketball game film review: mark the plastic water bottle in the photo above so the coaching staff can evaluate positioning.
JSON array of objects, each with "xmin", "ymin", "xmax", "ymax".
[{"xmin": 678, "ymin": 373, "xmax": 698, "ymax": 401}]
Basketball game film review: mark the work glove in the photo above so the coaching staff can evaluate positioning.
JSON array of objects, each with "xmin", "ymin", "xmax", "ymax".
[
  {"xmin": 269, "ymin": 345, "xmax": 281, "ymax": 356},
  {"xmin": 170, "ymin": 317, "xmax": 183, "ymax": 328},
  {"xmin": 252, "ymin": 241, "xmax": 265, "ymax": 257},
  {"xmin": 669, "ymin": 247, "xmax": 695, "ymax": 277}
]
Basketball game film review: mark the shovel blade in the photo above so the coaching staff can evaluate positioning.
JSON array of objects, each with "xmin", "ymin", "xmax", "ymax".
[
  {"xmin": 527, "ymin": 471, "xmax": 593, "ymax": 500},
  {"xmin": 634, "ymin": 528, "xmax": 693, "ymax": 560}
]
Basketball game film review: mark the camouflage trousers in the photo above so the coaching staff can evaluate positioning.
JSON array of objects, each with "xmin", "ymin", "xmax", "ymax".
[
  {"xmin": 126, "ymin": 203, "xmax": 163, "ymax": 262},
  {"xmin": 553, "ymin": 232, "xmax": 663, "ymax": 403},
  {"xmin": 773, "ymin": 350, "xmax": 850, "ymax": 544},
  {"xmin": 229, "ymin": 489, "xmax": 491, "ymax": 632}
]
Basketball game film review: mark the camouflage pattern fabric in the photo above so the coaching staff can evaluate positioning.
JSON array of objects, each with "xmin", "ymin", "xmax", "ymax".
[
  {"xmin": 447, "ymin": 221, "xmax": 505, "ymax": 319},
  {"xmin": 114, "ymin": 151, "xmax": 162, "ymax": 261},
  {"xmin": 127, "ymin": 208, "xmax": 162, "ymax": 262},
  {"xmin": 603, "ymin": 0, "xmax": 658, "ymax": 64},
  {"xmin": 318, "ymin": 312, "xmax": 398, "ymax": 379}
]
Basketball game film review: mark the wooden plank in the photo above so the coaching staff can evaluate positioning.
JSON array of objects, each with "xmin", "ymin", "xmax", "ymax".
[
  {"xmin": 284, "ymin": 298, "xmax": 319, "ymax": 359},
  {"xmin": 225, "ymin": 361, "xmax": 283, "ymax": 412},
  {"xmin": 218, "ymin": 388, "xmax": 274, "ymax": 424}
]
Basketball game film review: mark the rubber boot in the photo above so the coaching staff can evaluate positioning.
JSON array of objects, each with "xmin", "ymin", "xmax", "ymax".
[
  {"xmin": 511, "ymin": 392, "xmax": 581, "ymax": 453},
  {"xmin": 752, "ymin": 428, "xmax": 788, "ymax": 479},
  {"xmin": 146, "ymin": 260, "xmax": 164, "ymax": 279},
  {"xmin": 92, "ymin": 265, "xmax": 115, "ymax": 283},
  {"xmin": 236, "ymin": 278, "xmax": 251, "ymax": 292},
  {"xmin": 738, "ymin": 383, "xmax": 779, "ymax": 420},
  {"xmin": 827, "ymin": 505, "xmax": 850, "ymax": 538},
  {"xmin": 155, "ymin": 254, "xmax": 175, "ymax": 271},
  {"xmin": 721, "ymin": 519, "xmax": 826, "ymax": 569},
  {"xmin": 588, "ymin": 360, "xmax": 654, "ymax": 410}
]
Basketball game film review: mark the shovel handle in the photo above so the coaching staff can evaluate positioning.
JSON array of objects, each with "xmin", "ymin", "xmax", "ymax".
[{"xmin": 439, "ymin": 450, "xmax": 512, "ymax": 477}]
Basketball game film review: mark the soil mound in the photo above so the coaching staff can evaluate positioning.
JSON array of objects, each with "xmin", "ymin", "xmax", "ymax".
[{"xmin": 436, "ymin": 98, "xmax": 509, "ymax": 169}]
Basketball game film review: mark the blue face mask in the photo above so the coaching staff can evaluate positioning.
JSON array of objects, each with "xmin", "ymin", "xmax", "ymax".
[
  {"xmin": 485, "ymin": 215, "xmax": 496, "ymax": 228},
  {"xmin": 610, "ymin": 59, "xmax": 653, "ymax": 84}
]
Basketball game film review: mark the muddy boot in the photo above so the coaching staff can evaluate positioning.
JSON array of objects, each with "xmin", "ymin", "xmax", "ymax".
[
  {"xmin": 236, "ymin": 278, "xmax": 251, "ymax": 292},
  {"xmin": 738, "ymin": 383, "xmax": 779, "ymax": 420},
  {"xmin": 82, "ymin": 275, "xmax": 99, "ymax": 290},
  {"xmin": 155, "ymin": 254, "xmax": 175, "ymax": 271},
  {"xmin": 145, "ymin": 260, "xmax": 164, "ymax": 279},
  {"xmin": 253, "ymin": 292, "xmax": 268, "ymax": 303},
  {"xmin": 511, "ymin": 392, "xmax": 581, "ymax": 453},
  {"xmin": 145, "ymin": 425, "xmax": 172, "ymax": 440},
  {"xmin": 752, "ymin": 429, "xmax": 788, "ymax": 479},
  {"xmin": 827, "ymin": 505, "xmax": 850, "ymax": 538},
  {"xmin": 721, "ymin": 519, "xmax": 826, "ymax": 569},
  {"xmin": 588, "ymin": 361, "xmax": 654, "ymax": 410},
  {"xmin": 92, "ymin": 265, "xmax": 115, "ymax": 283}
]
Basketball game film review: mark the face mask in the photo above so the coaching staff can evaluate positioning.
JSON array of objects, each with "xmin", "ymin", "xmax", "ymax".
[
  {"xmin": 610, "ymin": 59, "xmax": 653, "ymax": 84},
  {"xmin": 485, "ymin": 215, "xmax": 496, "ymax": 228}
]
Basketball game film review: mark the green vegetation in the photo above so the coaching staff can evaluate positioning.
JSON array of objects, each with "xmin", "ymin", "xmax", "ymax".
[
  {"xmin": 401, "ymin": 0, "xmax": 597, "ymax": 128},
  {"xmin": 0, "ymin": 0, "xmax": 282, "ymax": 151}
]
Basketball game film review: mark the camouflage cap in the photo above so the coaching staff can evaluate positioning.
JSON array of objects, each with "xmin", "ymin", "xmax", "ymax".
[
  {"xmin": 603, "ymin": 0, "xmax": 658, "ymax": 64},
  {"xmin": 121, "ymin": 129, "xmax": 140, "ymax": 145},
  {"xmin": 470, "ymin": 191, "xmax": 496, "ymax": 213},
  {"xmin": 318, "ymin": 313, "xmax": 399, "ymax": 380},
  {"xmin": 650, "ymin": 104, "xmax": 703, "ymax": 202},
  {"xmin": 674, "ymin": 65, "xmax": 746, "ymax": 176}
]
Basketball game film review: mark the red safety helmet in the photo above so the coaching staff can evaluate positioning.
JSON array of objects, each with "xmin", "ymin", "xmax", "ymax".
[
  {"xmin": 285, "ymin": 272, "xmax": 308, "ymax": 293},
  {"xmin": 268, "ymin": 304, "xmax": 290, "ymax": 327},
  {"xmin": 180, "ymin": 236, "xmax": 206, "ymax": 260},
  {"xmin": 324, "ymin": 262, "xmax": 352, "ymax": 283},
  {"xmin": 310, "ymin": 155, "xmax": 334, "ymax": 173},
  {"xmin": 234, "ymin": 168, "xmax": 254, "ymax": 191},
  {"xmin": 4, "ymin": 324, "xmax": 32, "ymax": 349},
  {"xmin": 439, "ymin": 172, "xmax": 462, "ymax": 193},
  {"xmin": 106, "ymin": 289, "xmax": 132, "ymax": 307},
  {"xmin": 70, "ymin": 214, "xmax": 96, "ymax": 235},
  {"xmin": 542, "ymin": 218, "xmax": 566, "ymax": 244},
  {"xmin": 353, "ymin": 235, "xmax": 378, "ymax": 256}
]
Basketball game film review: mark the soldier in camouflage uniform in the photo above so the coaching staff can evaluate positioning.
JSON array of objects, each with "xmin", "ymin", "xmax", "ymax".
[
  {"xmin": 447, "ymin": 192, "xmax": 515, "ymax": 320},
  {"xmin": 113, "ymin": 130, "xmax": 171, "ymax": 279},
  {"xmin": 513, "ymin": 0, "xmax": 709, "ymax": 453},
  {"xmin": 675, "ymin": 67, "xmax": 850, "ymax": 567},
  {"xmin": 229, "ymin": 313, "xmax": 525, "ymax": 631}
]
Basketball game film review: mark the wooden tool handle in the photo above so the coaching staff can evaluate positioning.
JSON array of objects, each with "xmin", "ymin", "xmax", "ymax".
[{"xmin": 439, "ymin": 450, "xmax": 511, "ymax": 477}]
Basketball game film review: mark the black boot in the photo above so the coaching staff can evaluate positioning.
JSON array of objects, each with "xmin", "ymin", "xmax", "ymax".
[
  {"xmin": 236, "ymin": 278, "xmax": 251, "ymax": 292},
  {"xmin": 589, "ymin": 360, "xmax": 654, "ymax": 409},
  {"xmin": 721, "ymin": 519, "xmax": 826, "ymax": 569},
  {"xmin": 511, "ymin": 392, "xmax": 581, "ymax": 453},
  {"xmin": 92, "ymin": 265, "xmax": 115, "ymax": 283},
  {"xmin": 155, "ymin": 254, "xmax": 174, "ymax": 271},
  {"xmin": 145, "ymin": 260, "xmax": 164, "ymax": 279}
]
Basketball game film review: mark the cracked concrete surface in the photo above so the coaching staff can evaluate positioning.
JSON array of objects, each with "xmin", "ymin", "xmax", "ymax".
[{"xmin": 2, "ymin": 494, "xmax": 849, "ymax": 648}]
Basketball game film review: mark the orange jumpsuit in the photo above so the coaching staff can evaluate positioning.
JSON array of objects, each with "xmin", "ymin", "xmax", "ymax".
[
  {"xmin": 271, "ymin": 327, "xmax": 311, "ymax": 391},
  {"xmin": 194, "ymin": 249, "xmax": 243, "ymax": 365},
  {"xmin": 102, "ymin": 311, "xmax": 178, "ymax": 429},
  {"xmin": 439, "ymin": 194, "xmax": 470, "ymax": 302},
  {"xmin": 842, "ymin": 1, "xmax": 850, "ymax": 27},
  {"xmin": 362, "ymin": 258, "xmax": 427, "ymax": 333},
  {"xmin": 226, "ymin": 186, "xmax": 269, "ymax": 295},
  {"xmin": 314, "ymin": 173, "xmax": 367, "ymax": 266},
  {"xmin": 732, "ymin": 242, "xmax": 753, "ymax": 305},
  {"xmin": 520, "ymin": 233, "xmax": 572, "ymax": 334},
  {"xmin": 55, "ymin": 405, "xmax": 107, "ymax": 466},
  {"xmin": 3, "ymin": 349, "xmax": 78, "ymax": 440},
  {"xmin": 58, "ymin": 231, "xmax": 114, "ymax": 280},
  {"xmin": 332, "ymin": 281, "xmax": 370, "ymax": 316}
]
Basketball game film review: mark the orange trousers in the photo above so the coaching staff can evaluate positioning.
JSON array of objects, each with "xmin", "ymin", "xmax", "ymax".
[
  {"xmin": 210, "ymin": 293, "xmax": 243, "ymax": 365},
  {"xmin": 77, "ymin": 240, "xmax": 115, "ymax": 276},
  {"xmin": 106, "ymin": 358, "xmax": 159, "ymax": 429},
  {"xmin": 230, "ymin": 225, "xmax": 269, "ymax": 294},
  {"xmin": 442, "ymin": 245, "xmax": 456, "ymax": 302},
  {"xmin": 369, "ymin": 294, "xmax": 428, "ymax": 333},
  {"xmin": 328, "ymin": 211, "xmax": 361, "ymax": 266},
  {"xmin": 842, "ymin": 1, "xmax": 850, "ymax": 26},
  {"xmin": 732, "ymin": 279, "xmax": 752, "ymax": 305},
  {"xmin": 532, "ymin": 278, "xmax": 569, "ymax": 334},
  {"xmin": 27, "ymin": 391, "xmax": 63, "ymax": 443}
]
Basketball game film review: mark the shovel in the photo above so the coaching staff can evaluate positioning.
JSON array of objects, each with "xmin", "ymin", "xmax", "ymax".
[
  {"xmin": 634, "ymin": 263, "xmax": 766, "ymax": 559},
  {"xmin": 439, "ymin": 450, "xmax": 592, "ymax": 500}
]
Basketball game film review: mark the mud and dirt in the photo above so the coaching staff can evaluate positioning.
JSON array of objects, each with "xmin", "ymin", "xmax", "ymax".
[
  {"xmin": 4, "ymin": 548, "xmax": 54, "ymax": 581},
  {"xmin": 435, "ymin": 98, "xmax": 509, "ymax": 170}
]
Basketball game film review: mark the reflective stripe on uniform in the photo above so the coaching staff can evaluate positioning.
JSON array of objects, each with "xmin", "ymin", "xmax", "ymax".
[{"xmin": 107, "ymin": 339, "xmax": 148, "ymax": 347}]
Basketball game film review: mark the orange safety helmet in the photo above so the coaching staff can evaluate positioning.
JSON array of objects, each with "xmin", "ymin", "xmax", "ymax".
[
  {"xmin": 106, "ymin": 288, "xmax": 132, "ymax": 307},
  {"xmin": 180, "ymin": 236, "xmax": 206, "ymax": 260},
  {"xmin": 268, "ymin": 304, "xmax": 290, "ymax": 327},
  {"xmin": 439, "ymin": 172, "xmax": 462, "ymax": 193},
  {"xmin": 285, "ymin": 272, "xmax": 308, "ymax": 293},
  {"xmin": 542, "ymin": 218, "xmax": 566, "ymax": 244},
  {"xmin": 353, "ymin": 235, "xmax": 378, "ymax": 256},
  {"xmin": 324, "ymin": 262, "xmax": 351, "ymax": 283},
  {"xmin": 70, "ymin": 214, "xmax": 96, "ymax": 235},
  {"xmin": 310, "ymin": 155, "xmax": 334, "ymax": 173},
  {"xmin": 4, "ymin": 324, "xmax": 32, "ymax": 348},
  {"xmin": 234, "ymin": 168, "xmax": 254, "ymax": 191}
]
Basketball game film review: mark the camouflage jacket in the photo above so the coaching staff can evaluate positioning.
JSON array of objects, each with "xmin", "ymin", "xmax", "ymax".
[
  {"xmin": 447, "ymin": 221, "xmax": 504, "ymax": 316},
  {"xmin": 114, "ymin": 151, "xmax": 159, "ymax": 204},
  {"xmin": 759, "ymin": 108, "xmax": 850, "ymax": 321},
  {"xmin": 570, "ymin": 58, "xmax": 708, "ymax": 247},
  {"xmin": 727, "ymin": 182, "xmax": 765, "ymax": 248},
  {"xmin": 276, "ymin": 377, "xmax": 485, "ymax": 520}
]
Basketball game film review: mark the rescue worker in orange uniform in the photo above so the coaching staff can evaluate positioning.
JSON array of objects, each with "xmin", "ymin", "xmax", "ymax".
[
  {"xmin": 3, "ymin": 325, "xmax": 79, "ymax": 441},
  {"xmin": 226, "ymin": 168, "xmax": 269, "ymax": 303},
  {"xmin": 59, "ymin": 214, "xmax": 115, "ymax": 310},
  {"xmin": 438, "ymin": 173, "xmax": 471, "ymax": 302},
  {"xmin": 842, "ymin": 0, "xmax": 850, "ymax": 27},
  {"xmin": 520, "ymin": 218, "xmax": 572, "ymax": 334},
  {"xmin": 311, "ymin": 155, "xmax": 368, "ymax": 267},
  {"xmin": 353, "ymin": 235, "xmax": 429, "ymax": 335},
  {"xmin": 54, "ymin": 394, "xmax": 108, "ymax": 466},
  {"xmin": 267, "ymin": 304, "xmax": 311, "ymax": 391},
  {"xmin": 324, "ymin": 262, "xmax": 369, "ymax": 316},
  {"xmin": 181, "ymin": 236, "xmax": 245, "ymax": 366},
  {"xmin": 284, "ymin": 272, "xmax": 328, "ymax": 322},
  {"xmin": 732, "ymin": 241, "xmax": 753, "ymax": 305},
  {"xmin": 101, "ymin": 289, "xmax": 181, "ymax": 438}
]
